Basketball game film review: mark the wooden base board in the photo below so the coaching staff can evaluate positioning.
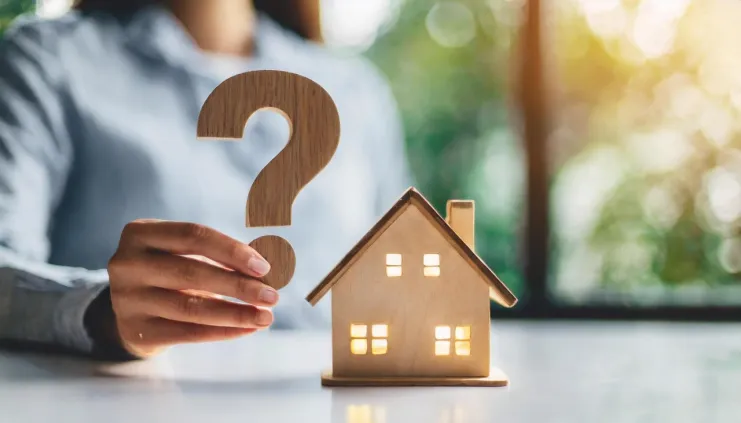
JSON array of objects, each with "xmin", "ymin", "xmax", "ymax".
[{"xmin": 321, "ymin": 368, "xmax": 508, "ymax": 387}]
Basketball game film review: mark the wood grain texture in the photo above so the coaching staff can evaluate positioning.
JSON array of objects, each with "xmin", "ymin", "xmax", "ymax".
[
  {"xmin": 248, "ymin": 235, "xmax": 295, "ymax": 290},
  {"xmin": 321, "ymin": 368, "xmax": 509, "ymax": 387},
  {"xmin": 331, "ymin": 204, "xmax": 491, "ymax": 378},
  {"xmin": 197, "ymin": 70, "xmax": 341, "ymax": 227},
  {"xmin": 306, "ymin": 188, "xmax": 517, "ymax": 308},
  {"xmin": 446, "ymin": 200, "xmax": 474, "ymax": 249},
  {"xmin": 197, "ymin": 70, "xmax": 340, "ymax": 290},
  {"xmin": 305, "ymin": 193, "xmax": 411, "ymax": 305},
  {"xmin": 446, "ymin": 201, "xmax": 499, "ymax": 302}
]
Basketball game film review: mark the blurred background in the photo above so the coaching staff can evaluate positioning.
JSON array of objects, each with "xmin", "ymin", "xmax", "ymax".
[{"xmin": 3, "ymin": 0, "xmax": 740, "ymax": 319}]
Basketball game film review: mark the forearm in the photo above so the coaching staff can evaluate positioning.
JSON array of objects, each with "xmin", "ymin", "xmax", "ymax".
[{"xmin": 0, "ymin": 23, "xmax": 138, "ymax": 360}]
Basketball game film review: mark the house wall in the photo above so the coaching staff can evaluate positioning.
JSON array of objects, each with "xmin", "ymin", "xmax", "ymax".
[{"xmin": 331, "ymin": 204, "xmax": 491, "ymax": 378}]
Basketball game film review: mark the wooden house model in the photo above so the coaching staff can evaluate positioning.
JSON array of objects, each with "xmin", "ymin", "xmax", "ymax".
[{"xmin": 306, "ymin": 188, "xmax": 518, "ymax": 386}]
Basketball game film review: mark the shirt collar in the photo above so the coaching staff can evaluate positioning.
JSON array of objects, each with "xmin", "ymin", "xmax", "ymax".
[{"xmin": 122, "ymin": 4, "xmax": 303, "ymax": 73}]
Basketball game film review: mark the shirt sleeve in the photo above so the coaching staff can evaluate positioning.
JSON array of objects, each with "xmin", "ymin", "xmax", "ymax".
[{"xmin": 0, "ymin": 19, "xmax": 110, "ymax": 354}]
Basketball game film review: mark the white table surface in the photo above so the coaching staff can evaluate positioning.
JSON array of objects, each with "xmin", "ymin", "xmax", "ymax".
[{"xmin": 1, "ymin": 321, "xmax": 740, "ymax": 423}]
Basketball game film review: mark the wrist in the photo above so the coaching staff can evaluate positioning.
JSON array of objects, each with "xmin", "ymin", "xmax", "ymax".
[{"xmin": 83, "ymin": 286, "xmax": 139, "ymax": 361}]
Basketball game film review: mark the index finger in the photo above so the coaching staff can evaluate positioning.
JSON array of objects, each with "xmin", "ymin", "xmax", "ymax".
[{"xmin": 122, "ymin": 220, "xmax": 271, "ymax": 278}]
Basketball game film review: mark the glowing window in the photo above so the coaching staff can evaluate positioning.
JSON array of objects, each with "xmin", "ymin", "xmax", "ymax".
[
  {"xmin": 372, "ymin": 324, "xmax": 388, "ymax": 337},
  {"xmin": 455, "ymin": 326, "xmax": 470, "ymax": 340},
  {"xmin": 423, "ymin": 254, "xmax": 440, "ymax": 266},
  {"xmin": 351, "ymin": 339, "xmax": 367, "ymax": 355},
  {"xmin": 372, "ymin": 339, "xmax": 388, "ymax": 355},
  {"xmin": 386, "ymin": 266, "xmax": 402, "ymax": 277},
  {"xmin": 435, "ymin": 326, "xmax": 452, "ymax": 355},
  {"xmin": 424, "ymin": 267, "xmax": 441, "ymax": 277},
  {"xmin": 386, "ymin": 254, "xmax": 402, "ymax": 265},
  {"xmin": 423, "ymin": 254, "xmax": 440, "ymax": 277},
  {"xmin": 435, "ymin": 341, "xmax": 451, "ymax": 356},
  {"xmin": 386, "ymin": 254, "xmax": 402, "ymax": 277},
  {"xmin": 350, "ymin": 324, "xmax": 368, "ymax": 355},
  {"xmin": 436, "ymin": 326, "xmax": 471, "ymax": 356},
  {"xmin": 351, "ymin": 323, "xmax": 388, "ymax": 355},
  {"xmin": 351, "ymin": 324, "xmax": 367, "ymax": 338},
  {"xmin": 455, "ymin": 341, "xmax": 471, "ymax": 356},
  {"xmin": 435, "ymin": 326, "xmax": 451, "ymax": 340}
]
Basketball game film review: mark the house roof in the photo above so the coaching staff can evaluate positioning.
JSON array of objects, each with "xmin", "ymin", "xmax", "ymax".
[{"xmin": 305, "ymin": 187, "xmax": 518, "ymax": 308}]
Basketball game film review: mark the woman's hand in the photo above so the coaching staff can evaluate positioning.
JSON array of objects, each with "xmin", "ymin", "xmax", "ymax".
[{"xmin": 106, "ymin": 219, "xmax": 279, "ymax": 358}]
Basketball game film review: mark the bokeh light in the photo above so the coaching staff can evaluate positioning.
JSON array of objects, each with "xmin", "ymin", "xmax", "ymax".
[
  {"xmin": 552, "ymin": 0, "xmax": 741, "ymax": 304},
  {"xmin": 321, "ymin": 0, "xmax": 398, "ymax": 50},
  {"xmin": 425, "ymin": 1, "xmax": 477, "ymax": 48}
]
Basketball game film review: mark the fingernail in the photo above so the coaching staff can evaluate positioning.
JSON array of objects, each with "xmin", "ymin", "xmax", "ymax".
[
  {"xmin": 256, "ymin": 309, "xmax": 273, "ymax": 326},
  {"xmin": 247, "ymin": 256, "xmax": 271, "ymax": 276},
  {"xmin": 259, "ymin": 288, "xmax": 279, "ymax": 304}
]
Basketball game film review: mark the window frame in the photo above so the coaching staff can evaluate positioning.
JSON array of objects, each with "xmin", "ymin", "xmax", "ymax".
[
  {"xmin": 350, "ymin": 323, "xmax": 389, "ymax": 355},
  {"xmin": 385, "ymin": 254, "xmax": 402, "ymax": 277},
  {"xmin": 423, "ymin": 254, "xmax": 440, "ymax": 277},
  {"xmin": 434, "ymin": 325, "xmax": 471, "ymax": 356}
]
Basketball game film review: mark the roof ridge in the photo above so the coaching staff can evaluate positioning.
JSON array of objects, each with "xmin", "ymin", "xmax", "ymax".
[{"xmin": 305, "ymin": 187, "xmax": 518, "ymax": 308}]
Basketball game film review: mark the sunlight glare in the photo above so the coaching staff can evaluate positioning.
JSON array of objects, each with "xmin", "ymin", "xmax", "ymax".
[
  {"xmin": 642, "ymin": 184, "xmax": 682, "ymax": 231},
  {"xmin": 322, "ymin": 0, "xmax": 395, "ymax": 50},
  {"xmin": 36, "ymin": 0, "xmax": 72, "ymax": 18},
  {"xmin": 627, "ymin": 129, "xmax": 694, "ymax": 173},
  {"xmin": 584, "ymin": 3, "xmax": 628, "ymax": 39},
  {"xmin": 553, "ymin": 146, "xmax": 628, "ymax": 239},
  {"xmin": 718, "ymin": 238, "xmax": 741, "ymax": 274},
  {"xmin": 705, "ymin": 167, "xmax": 741, "ymax": 224}
]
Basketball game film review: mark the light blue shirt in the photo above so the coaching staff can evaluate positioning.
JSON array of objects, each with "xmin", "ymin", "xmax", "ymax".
[{"xmin": 0, "ymin": 7, "xmax": 411, "ymax": 354}]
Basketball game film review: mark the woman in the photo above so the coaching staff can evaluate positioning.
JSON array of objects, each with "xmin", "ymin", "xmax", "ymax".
[{"xmin": 0, "ymin": 0, "xmax": 411, "ymax": 358}]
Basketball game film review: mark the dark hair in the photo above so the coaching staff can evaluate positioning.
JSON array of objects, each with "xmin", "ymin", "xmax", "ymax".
[{"xmin": 73, "ymin": 0, "xmax": 322, "ymax": 41}]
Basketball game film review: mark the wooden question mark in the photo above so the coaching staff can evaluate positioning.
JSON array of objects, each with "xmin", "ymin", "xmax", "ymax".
[{"xmin": 197, "ymin": 70, "xmax": 341, "ymax": 290}]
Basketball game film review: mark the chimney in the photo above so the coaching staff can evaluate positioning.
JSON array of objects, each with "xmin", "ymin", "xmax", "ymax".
[{"xmin": 446, "ymin": 200, "xmax": 475, "ymax": 250}]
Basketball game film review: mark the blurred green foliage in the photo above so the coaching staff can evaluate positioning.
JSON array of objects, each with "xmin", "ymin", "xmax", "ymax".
[
  {"xmin": 367, "ymin": 0, "xmax": 526, "ymax": 297},
  {"xmin": 0, "ymin": 0, "xmax": 33, "ymax": 34},
  {"xmin": 369, "ymin": 0, "xmax": 741, "ymax": 305},
  {"xmin": 549, "ymin": 0, "xmax": 741, "ymax": 304}
]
